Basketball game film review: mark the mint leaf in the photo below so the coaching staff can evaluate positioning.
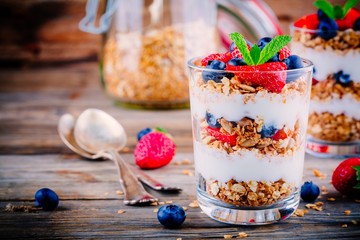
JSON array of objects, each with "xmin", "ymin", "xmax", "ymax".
[
  {"xmin": 250, "ymin": 45, "xmax": 261, "ymax": 64},
  {"xmin": 343, "ymin": 0, "xmax": 360, "ymax": 17},
  {"xmin": 229, "ymin": 32, "xmax": 254, "ymax": 65},
  {"xmin": 355, "ymin": 182, "xmax": 360, "ymax": 189},
  {"xmin": 257, "ymin": 35, "xmax": 292, "ymax": 65},
  {"xmin": 314, "ymin": 0, "xmax": 335, "ymax": 19},
  {"xmin": 334, "ymin": 5, "xmax": 344, "ymax": 19}
]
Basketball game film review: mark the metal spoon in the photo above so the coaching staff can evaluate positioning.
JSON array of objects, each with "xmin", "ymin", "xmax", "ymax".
[{"xmin": 58, "ymin": 109, "xmax": 157, "ymax": 205}]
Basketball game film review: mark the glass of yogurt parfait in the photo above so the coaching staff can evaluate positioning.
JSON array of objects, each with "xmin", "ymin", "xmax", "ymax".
[
  {"xmin": 187, "ymin": 32, "xmax": 313, "ymax": 225},
  {"xmin": 290, "ymin": 0, "xmax": 360, "ymax": 158}
]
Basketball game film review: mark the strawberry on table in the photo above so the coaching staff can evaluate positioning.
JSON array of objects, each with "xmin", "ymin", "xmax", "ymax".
[
  {"xmin": 332, "ymin": 157, "xmax": 360, "ymax": 198},
  {"xmin": 134, "ymin": 132, "xmax": 176, "ymax": 169},
  {"xmin": 206, "ymin": 126, "xmax": 237, "ymax": 146}
]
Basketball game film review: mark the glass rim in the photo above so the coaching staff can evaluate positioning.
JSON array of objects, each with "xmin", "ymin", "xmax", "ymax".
[{"xmin": 187, "ymin": 57, "xmax": 314, "ymax": 74}]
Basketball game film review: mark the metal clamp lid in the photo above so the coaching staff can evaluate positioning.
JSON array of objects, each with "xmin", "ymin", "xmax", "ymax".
[{"xmin": 79, "ymin": 0, "xmax": 119, "ymax": 34}]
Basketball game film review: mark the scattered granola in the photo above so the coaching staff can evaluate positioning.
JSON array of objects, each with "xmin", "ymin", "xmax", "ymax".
[
  {"xmin": 189, "ymin": 200, "xmax": 199, "ymax": 208},
  {"xmin": 153, "ymin": 208, "xmax": 159, "ymax": 213},
  {"xmin": 341, "ymin": 224, "xmax": 348, "ymax": 228},
  {"xmin": 294, "ymin": 209, "xmax": 308, "ymax": 217},
  {"xmin": 182, "ymin": 206, "xmax": 188, "ymax": 211},
  {"xmin": 352, "ymin": 220, "xmax": 358, "ymax": 225},
  {"xmin": 305, "ymin": 201, "xmax": 324, "ymax": 211},
  {"xmin": 238, "ymin": 232, "xmax": 248, "ymax": 238},
  {"xmin": 224, "ymin": 235, "xmax": 233, "ymax": 239},
  {"xmin": 327, "ymin": 197, "xmax": 336, "ymax": 202},
  {"xmin": 4, "ymin": 203, "xmax": 38, "ymax": 213},
  {"xmin": 182, "ymin": 169, "xmax": 194, "ymax": 176},
  {"xmin": 344, "ymin": 210, "xmax": 351, "ymax": 216},
  {"xmin": 165, "ymin": 201, "xmax": 173, "ymax": 204},
  {"xmin": 117, "ymin": 209, "xmax": 126, "ymax": 214},
  {"xmin": 313, "ymin": 169, "xmax": 327, "ymax": 179},
  {"xmin": 116, "ymin": 190, "xmax": 124, "ymax": 195}
]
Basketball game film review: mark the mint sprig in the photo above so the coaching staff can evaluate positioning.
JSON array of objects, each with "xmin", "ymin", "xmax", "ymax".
[
  {"xmin": 229, "ymin": 32, "xmax": 292, "ymax": 66},
  {"xmin": 314, "ymin": 0, "xmax": 359, "ymax": 20}
]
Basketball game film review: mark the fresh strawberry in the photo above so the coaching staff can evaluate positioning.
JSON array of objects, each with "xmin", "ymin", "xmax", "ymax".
[
  {"xmin": 312, "ymin": 78, "xmax": 319, "ymax": 85},
  {"xmin": 227, "ymin": 62, "xmax": 287, "ymax": 93},
  {"xmin": 134, "ymin": 132, "xmax": 176, "ymax": 169},
  {"xmin": 272, "ymin": 129, "xmax": 287, "ymax": 141},
  {"xmin": 332, "ymin": 157, "xmax": 360, "ymax": 198},
  {"xmin": 206, "ymin": 126, "xmax": 237, "ymax": 146},
  {"xmin": 279, "ymin": 46, "xmax": 291, "ymax": 61},
  {"xmin": 201, "ymin": 53, "xmax": 232, "ymax": 66},
  {"xmin": 336, "ymin": 9, "xmax": 360, "ymax": 30},
  {"xmin": 294, "ymin": 14, "xmax": 319, "ymax": 30}
]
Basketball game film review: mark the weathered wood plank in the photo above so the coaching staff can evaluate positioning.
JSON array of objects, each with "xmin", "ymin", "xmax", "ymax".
[{"xmin": 1, "ymin": 153, "xmax": 359, "ymax": 238}]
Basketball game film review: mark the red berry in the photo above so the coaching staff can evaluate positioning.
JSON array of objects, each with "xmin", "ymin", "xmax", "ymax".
[
  {"xmin": 279, "ymin": 46, "xmax": 291, "ymax": 61},
  {"xmin": 227, "ymin": 62, "xmax": 287, "ymax": 93},
  {"xmin": 332, "ymin": 157, "xmax": 360, "ymax": 198},
  {"xmin": 312, "ymin": 78, "xmax": 319, "ymax": 85},
  {"xmin": 206, "ymin": 127, "xmax": 237, "ymax": 146},
  {"xmin": 201, "ymin": 53, "xmax": 231, "ymax": 66},
  {"xmin": 272, "ymin": 129, "xmax": 287, "ymax": 141},
  {"xmin": 336, "ymin": 9, "xmax": 360, "ymax": 30},
  {"xmin": 134, "ymin": 132, "xmax": 176, "ymax": 169},
  {"xmin": 294, "ymin": 14, "xmax": 319, "ymax": 30}
]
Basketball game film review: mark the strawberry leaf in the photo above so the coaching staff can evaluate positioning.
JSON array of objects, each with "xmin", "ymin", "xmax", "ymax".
[
  {"xmin": 353, "ymin": 165, "xmax": 360, "ymax": 181},
  {"xmin": 229, "ymin": 32, "xmax": 254, "ymax": 66},
  {"xmin": 155, "ymin": 126, "xmax": 167, "ymax": 133},
  {"xmin": 314, "ymin": 0, "xmax": 335, "ymax": 19},
  {"xmin": 343, "ymin": 0, "xmax": 360, "ymax": 17},
  {"xmin": 250, "ymin": 45, "xmax": 261, "ymax": 64},
  {"xmin": 257, "ymin": 35, "xmax": 292, "ymax": 65}
]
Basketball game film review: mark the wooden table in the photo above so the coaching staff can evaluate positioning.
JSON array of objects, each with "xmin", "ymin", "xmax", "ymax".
[{"xmin": 0, "ymin": 63, "xmax": 359, "ymax": 239}]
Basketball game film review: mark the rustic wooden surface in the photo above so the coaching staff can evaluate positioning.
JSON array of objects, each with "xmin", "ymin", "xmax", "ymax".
[{"xmin": 0, "ymin": 63, "xmax": 359, "ymax": 239}]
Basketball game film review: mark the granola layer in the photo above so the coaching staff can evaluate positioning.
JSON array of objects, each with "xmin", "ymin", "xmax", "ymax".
[
  {"xmin": 308, "ymin": 112, "xmax": 360, "ymax": 142},
  {"xmin": 207, "ymin": 178, "xmax": 293, "ymax": 207},
  {"xmin": 312, "ymin": 78, "xmax": 360, "ymax": 101}
]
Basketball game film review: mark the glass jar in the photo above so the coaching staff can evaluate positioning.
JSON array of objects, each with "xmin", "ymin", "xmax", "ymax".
[
  {"xmin": 80, "ymin": 0, "xmax": 282, "ymax": 109},
  {"xmin": 290, "ymin": 25, "xmax": 360, "ymax": 158}
]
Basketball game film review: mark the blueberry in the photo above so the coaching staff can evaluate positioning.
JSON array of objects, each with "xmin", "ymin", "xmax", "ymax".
[
  {"xmin": 267, "ymin": 53, "xmax": 280, "ymax": 62},
  {"xmin": 206, "ymin": 111, "xmax": 221, "ymax": 128},
  {"xmin": 334, "ymin": 70, "xmax": 351, "ymax": 85},
  {"xmin": 317, "ymin": 9, "xmax": 329, "ymax": 21},
  {"xmin": 257, "ymin": 37, "xmax": 272, "ymax": 50},
  {"xmin": 282, "ymin": 55, "xmax": 304, "ymax": 83},
  {"xmin": 353, "ymin": 17, "xmax": 360, "ymax": 31},
  {"xmin": 229, "ymin": 42, "xmax": 236, "ymax": 53},
  {"xmin": 202, "ymin": 60, "xmax": 234, "ymax": 83},
  {"xmin": 227, "ymin": 58, "xmax": 246, "ymax": 66},
  {"xmin": 300, "ymin": 181, "xmax": 320, "ymax": 202},
  {"xmin": 35, "ymin": 188, "xmax": 59, "ymax": 211},
  {"xmin": 157, "ymin": 204, "xmax": 186, "ymax": 228},
  {"xmin": 137, "ymin": 127, "xmax": 152, "ymax": 141},
  {"xmin": 318, "ymin": 19, "xmax": 338, "ymax": 40},
  {"xmin": 260, "ymin": 125, "xmax": 277, "ymax": 138}
]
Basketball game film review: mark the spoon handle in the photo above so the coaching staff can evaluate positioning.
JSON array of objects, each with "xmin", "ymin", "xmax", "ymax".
[{"xmin": 106, "ymin": 149, "xmax": 157, "ymax": 205}]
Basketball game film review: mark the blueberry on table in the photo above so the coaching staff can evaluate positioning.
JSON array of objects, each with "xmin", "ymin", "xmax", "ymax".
[
  {"xmin": 202, "ymin": 60, "xmax": 234, "ymax": 83},
  {"xmin": 35, "ymin": 188, "xmax": 59, "ymax": 211},
  {"xmin": 260, "ymin": 125, "xmax": 277, "ymax": 138},
  {"xmin": 137, "ymin": 127, "xmax": 152, "ymax": 141},
  {"xmin": 206, "ymin": 111, "xmax": 221, "ymax": 128},
  {"xmin": 318, "ymin": 19, "xmax": 338, "ymax": 40},
  {"xmin": 300, "ymin": 181, "xmax": 320, "ymax": 202},
  {"xmin": 157, "ymin": 204, "xmax": 186, "ymax": 228}
]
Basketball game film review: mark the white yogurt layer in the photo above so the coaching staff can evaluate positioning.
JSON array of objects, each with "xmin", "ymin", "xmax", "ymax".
[
  {"xmin": 291, "ymin": 42, "xmax": 360, "ymax": 82},
  {"xmin": 194, "ymin": 141, "xmax": 304, "ymax": 185},
  {"xmin": 310, "ymin": 94, "xmax": 360, "ymax": 120},
  {"xmin": 190, "ymin": 87, "xmax": 309, "ymax": 129}
]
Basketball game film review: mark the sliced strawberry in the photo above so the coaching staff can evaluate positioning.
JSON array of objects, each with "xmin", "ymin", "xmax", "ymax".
[
  {"xmin": 272, "ymin": 129, "xmax": 288, "ymax": 141},
  {"xmin": 336, "ymin": 9, "xmax": 360, "ymax": 30},
  {"xmin": 227, "ymin": 62, "xmax": 287, "ymax": 93},
  {"xmin": 312, "ymin": 78, "xmax": 319, "ymax": 85},
  {"xmin": 206, "ymin": 126, "xmax": 237, "ymax": 146},
  {"xmin": 201, "ymin": 53, "xmax": 232, "ymax": 66},
  {"xmin": 294, "ymin": 14, "xmax": 319, "ymax": 30},
  {"xmin": 279, "ymin": 46, "xmax": 291, "ymax": 61}
]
